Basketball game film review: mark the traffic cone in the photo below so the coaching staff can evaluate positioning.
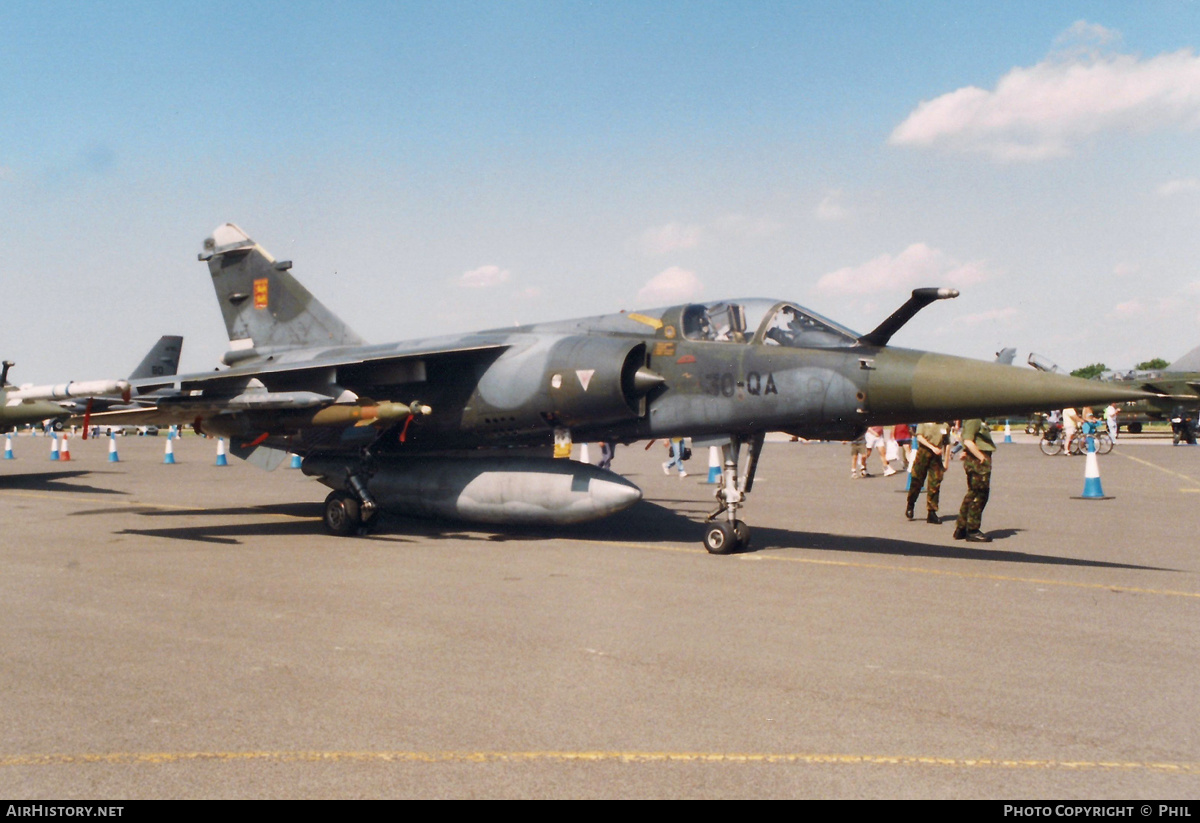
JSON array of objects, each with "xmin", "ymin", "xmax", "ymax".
[
  {"xmin": 1078, "ymin": 436, "xmax": 1111, "ymax": 500},
  {"xmin": 59, "ymin": 434, "xmax": 71, "ymax": 461},
  {"xmin": 215, "ymin": 437, "xmax": 228, "ymax": 466},
  {"xmin": 579, "ymin": 443, "xmax": 590, "ymax": 464},
  {"xmin": 707, "ymin": 446, "xmax": 721, "ymax": 483},
  {"xmin": 4, "ymin": 433, "xmax": 13, "ymax": 459},
  {"xmin": 1004, "ymin": 421, "xmax": 1012, "ymax": 443},
  {"xmin": 163, "ymin": 432, "xmax": 176, "ymax": 464},
  {"xmin": 289, "ymin": 453, "xmax": 302, "ymax": 469},
  {"xmin": 50, "ymin": 433, "xmax": 59, "ymax": 461},
  {"xmin": 108, "ymin": 432, "xmax": 119, "ymax": 462}
]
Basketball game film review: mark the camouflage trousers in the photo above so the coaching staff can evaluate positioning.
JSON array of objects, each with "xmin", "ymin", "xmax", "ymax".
[
  {"xmin": 906, "ymin": 447, "xmax": 945, "ymax": 512},
  {"xmin": 956, "ymin": 453, "xmax": 992, "ymax": 531}
]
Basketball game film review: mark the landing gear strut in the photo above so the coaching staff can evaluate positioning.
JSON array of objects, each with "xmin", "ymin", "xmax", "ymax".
[{"xmin": 703, "ymin": 432, "xmax": 764, "ymax": 554}]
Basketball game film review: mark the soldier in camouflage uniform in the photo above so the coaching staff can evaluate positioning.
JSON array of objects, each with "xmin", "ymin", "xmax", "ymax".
[
  {"xmin": 905, "ymin": 422, "xmax": 951, "ymax": 523},
  {"xmin": 954, "ymin": 418, "xmax": 996, "ymax": 543}
]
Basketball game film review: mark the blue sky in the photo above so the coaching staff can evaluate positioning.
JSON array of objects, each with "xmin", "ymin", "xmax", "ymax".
[{"xmin": 4, "ymin": 1, "xmax": 1200, "ymax": 382}]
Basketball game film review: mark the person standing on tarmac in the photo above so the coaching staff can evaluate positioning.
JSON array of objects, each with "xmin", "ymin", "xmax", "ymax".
[
  {"xmin": 954, "ymin": 418, "xmax": 996, "ymax": 543},
  {"xmin": 905, "ymin": 422, "xmax": 951, "ymax": 524}
]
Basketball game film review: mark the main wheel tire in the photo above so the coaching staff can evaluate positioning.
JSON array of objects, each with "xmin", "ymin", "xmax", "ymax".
[
  {"xmin": 323, "ymin": 490, "xmax": 362, "ymax": 537},
  {"xmin": 703, "ymin": 521, "xmax": 738, "ymax": 555}
]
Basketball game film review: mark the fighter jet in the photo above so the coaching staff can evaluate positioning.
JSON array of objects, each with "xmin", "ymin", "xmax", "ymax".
[
  {"xmin": 88, "ymin": 224, "xmax": 1154, "ymax": 552},
  {"xmin": 2, "ymin": 360, "xmax": 131, "ymax": 432},
  {"xmin": 1097, "ymin": 346, "xmax": 1200, "ymax": 434},
  {"xmin": 61, "ymin": 335, "xmax": 184, "ymax": 435}
]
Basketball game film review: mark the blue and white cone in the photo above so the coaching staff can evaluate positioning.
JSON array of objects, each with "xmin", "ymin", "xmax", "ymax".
[
  {"xmin": 215, "ymin": 437, "xmax": 228, "ymax": 466},
  {"xmin": 289, "ymin": 453, "xmax": 302, "ymax": 469},
  {"xmin": 1081, "ymin": 437, "xmax": 1107, "ymax": 499},
  {"xmin": 1004, "ymin": 421, "xmax": 1012, "ymax": 443},
  {"xmin": 50, "ymin": 432, "xmax": 59, "ymax": 461},
  {"xmin": 579, "ymin": 442, "xmax": 590, "ymax": 464},
  {"xmin": 4, "ymin": 433, "xmax": 13, "ymax": 460},
  {"xmin": 707, "ymin": 446, "xmax": 721, "ymax": 484},
  {"xmin": 108, "ymin": 432, "xmax": 119, "ymax": 462},
  {"xmin": 163, "ymin": 432, "xmax": 176, "ymax": 464}
]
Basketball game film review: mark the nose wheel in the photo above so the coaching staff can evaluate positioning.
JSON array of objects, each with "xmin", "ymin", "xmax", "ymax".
[
  {"xmin": 703, "ymin": 519, "xmax": 751, "ymax": 554},
  {"xmin": 702, "ymin": 433, "xmax": 763, "ymax": 554}
]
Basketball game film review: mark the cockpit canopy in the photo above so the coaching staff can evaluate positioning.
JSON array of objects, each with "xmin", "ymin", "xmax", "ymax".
[{"xmin": 680, "ymin": 298, "xmax": 859, "ymax": 348}]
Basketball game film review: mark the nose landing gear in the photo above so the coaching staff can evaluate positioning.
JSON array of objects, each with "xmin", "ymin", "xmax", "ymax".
[{"xmin": 703, "ymin": 432, "xmax": 763, "ymax": 554}]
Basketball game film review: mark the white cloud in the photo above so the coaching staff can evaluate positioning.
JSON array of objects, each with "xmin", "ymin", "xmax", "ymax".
[
  {"xmin": 1157, "ymin": 177, "xmax": 1200, "ymax": 196},
  {"xmin": 1112, "ymin": 263, "xmax": 1139, "ymax": 278},
  {"xmin": 815, "ymin": 191, "xmax": 849, "ymax": 221},
  {"xmin": 815, "ymin": 243, "xmax": 992, "ymax": 296},
  {"xmin": 459, "ymin": 264, "xmax": 510, "ymax": 288},
  {"xmin": 1054, "ymin": 20, "xmax": 1121, "ymax": 53},
  {"xmin": 637, "ymin": 215, "xmax": 781, "ymax": 255},
  {"xmin": 636, "ymin": 266, "xmax": 702, "ymax": 305},
  {"xmin": 640, "ymin": 222, "xmax": 702, "ymax": 255},
  {"xmin": 890, "ymin": 23, "xmax": 1200, "ymax": 161},
  {"xmin": 1107, "ymin": 297, "xmax": 1184, "ymax": 320}
]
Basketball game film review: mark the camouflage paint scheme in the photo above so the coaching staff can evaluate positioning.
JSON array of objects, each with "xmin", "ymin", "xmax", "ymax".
[{"xmin": 84, "ymin": 224, "xmax": 1155, "ymax": 549}]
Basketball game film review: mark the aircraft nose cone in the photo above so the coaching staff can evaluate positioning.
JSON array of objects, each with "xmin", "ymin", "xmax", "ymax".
[{"xmin": 866, "ymin": 349, "xmax": 1157, "ymax": 422}]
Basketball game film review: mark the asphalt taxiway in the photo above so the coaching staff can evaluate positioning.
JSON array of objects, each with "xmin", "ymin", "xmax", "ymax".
[{"xmin": 1, "ymin": 433, "xmax": 1198, "ymax": 798}]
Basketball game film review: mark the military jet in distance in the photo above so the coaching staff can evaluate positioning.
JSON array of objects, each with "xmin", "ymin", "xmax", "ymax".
[
  {"xmin": 85, "ymin": 224, "xmax": 1156, "ymax": 553},
  {"xmin": 2, "ymin": 360, "xmax": 131, "ymax": 432},
  {"xmin": 1097, "ymin": 346, "xmax": 1200, "ymax": 434},
  {"xmin": 58, "ymin": 335, "xmax": 184, "ymax": 436}
]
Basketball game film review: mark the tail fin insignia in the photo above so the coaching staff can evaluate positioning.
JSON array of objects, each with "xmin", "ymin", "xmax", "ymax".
[{"xmin": 200, "ymin": 224, "xmax": 364, "ymax": 361}]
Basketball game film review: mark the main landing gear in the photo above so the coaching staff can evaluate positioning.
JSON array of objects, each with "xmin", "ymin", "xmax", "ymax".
[
  {"xmin": 703, "ymin": 432, "xmax": 764, "ymax": 554},
  {"xmin": 322, "ymin": 466, "xmax": 380, "ymax": 537}
]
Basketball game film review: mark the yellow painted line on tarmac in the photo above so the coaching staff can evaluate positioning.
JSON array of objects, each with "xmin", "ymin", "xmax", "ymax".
[
  {"xmin": 1, "ymin": 749, "xmax": 1197, "ymax": 774},
  {"xmin": 591, "ymin": 540, "xmax": 1200, "ymax": 599},
  {"xmin": 1115, "ymin": 451, "xmax": 1200, "ymax": 490}
]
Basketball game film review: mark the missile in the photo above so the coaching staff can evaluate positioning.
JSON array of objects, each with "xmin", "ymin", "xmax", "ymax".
[
  {"xmin": 303, "ymin": 455, "xmax": 642, "ymax": 525},
  {"xmin": 7, "ymin": 379, "xmax": 131, "ymax": 404}
]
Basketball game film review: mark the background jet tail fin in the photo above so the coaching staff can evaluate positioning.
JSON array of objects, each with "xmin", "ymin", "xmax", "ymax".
[
  {"xmin": 200, "ymin": 224, "xmax": 364, "ymax": 361},
  {"xmin": 129, "ymin": 335, "xmax": 183, "ymax": 380},
  {"xmin": 1167, "ymin": 344, "xmax": 1200, "ymax": 373}
]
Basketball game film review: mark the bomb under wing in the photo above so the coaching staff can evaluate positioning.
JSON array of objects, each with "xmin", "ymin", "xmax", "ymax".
[{"xmin": 82, "ymin": 224, "xmax": 1157, "ymax": 550}]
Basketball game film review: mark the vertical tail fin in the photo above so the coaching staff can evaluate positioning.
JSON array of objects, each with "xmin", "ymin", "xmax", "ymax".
[
  {"xmin": 129, "ymin": 336, "xmax": 183, "ymax": 380},
  {"xmin": 199, "ymin": 224, "xmax": 364, "ymax": 364}
]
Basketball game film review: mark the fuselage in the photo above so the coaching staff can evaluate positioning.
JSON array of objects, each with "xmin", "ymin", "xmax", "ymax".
[{"xmin": 175, "ymin": 296, "xmax": 1151, "ymax": 457}]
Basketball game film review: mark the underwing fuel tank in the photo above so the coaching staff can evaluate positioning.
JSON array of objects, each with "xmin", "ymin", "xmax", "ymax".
[{"xmin": 302, "ymin": 456, "xmax": 643, "ymax": 525}]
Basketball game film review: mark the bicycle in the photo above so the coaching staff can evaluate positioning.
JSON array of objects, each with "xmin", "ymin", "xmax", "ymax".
[
  {"xmin": 1067, "ymin": 430, "xmax": 1113, "ymax": 456},
  {"xmin": 1039, "ymin": 424, "xmax": 1065, "ymax": 455}
]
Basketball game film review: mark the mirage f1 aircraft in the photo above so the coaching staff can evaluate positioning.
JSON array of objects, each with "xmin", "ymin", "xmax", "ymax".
[{"xmin": 88, "ymin": 224, "xmax": 1153, "ymax": 552}]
